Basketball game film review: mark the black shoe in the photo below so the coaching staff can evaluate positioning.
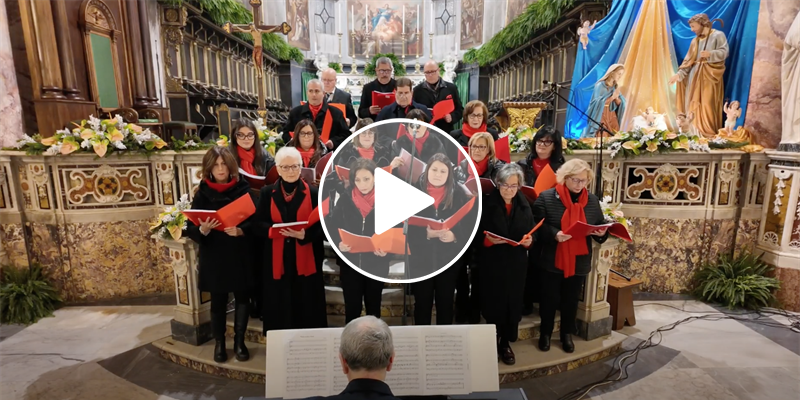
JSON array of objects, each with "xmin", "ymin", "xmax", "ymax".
[
  {"xmin": 538, "ymin": 334, "xmax": 551, "ymax": 352},
  {"xmin": 500, "ymin": 345, "xmax": 516, "ymax": 365},
  {"xmin": 561, "ymin": 334, "xmax": 575, "ymax": 353},
  {"xmin": 214, "ymin": 339, "xmax": 228, "ymax": 363},
  {"xmin": 234, "ymin": 303, "xmax": 251, "ymax": 361}
]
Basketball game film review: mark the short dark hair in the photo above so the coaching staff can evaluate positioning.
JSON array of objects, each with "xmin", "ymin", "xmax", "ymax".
[
  {"xmin": 396, "ymin": 77, "xmax": 413, "ymax": 89},
  {"xmin": 531, "ymin": 126, "xmax": 565, "ymax": 164},
  {"xmin": 406, "ymin": 108, "xmax": 429, "ymax": 123}
]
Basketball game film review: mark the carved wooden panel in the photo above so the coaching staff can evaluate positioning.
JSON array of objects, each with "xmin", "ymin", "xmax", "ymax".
[
  {"xmin": 624, "ymin": 163, "xmax": 708, "ymax": 206},
  {"xmin": 59, "ymin": 163, "xmax": 153, "ymax": 209}
]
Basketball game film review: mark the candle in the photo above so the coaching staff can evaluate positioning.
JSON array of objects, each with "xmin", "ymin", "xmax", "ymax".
[
  {"xmin": 365, "ymin": 5, "xmax": 368, "ymax": 33},
  {"xmin": 430, "ymin": 3, "xmax": 434, "ymax": 32},
  {"xmin": 351, "ymin": 5, "xmax": 354, "ymax": 31},
  {"xmin": 417, "ymin": 5, "xmax": 419, "ymax": 32},
  {"xmin": 339, "ymin": 1, "xmax": 342, "ymax": 34},
  {"xmin": 402, "ymin": 6, "xmax": 405, "ymax": 34}
]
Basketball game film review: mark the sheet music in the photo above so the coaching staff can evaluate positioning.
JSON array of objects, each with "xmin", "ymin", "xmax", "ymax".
[
  {"xmin": 423, "ymin": 329, "xmax": 470, "ymax": 394},
  {"xmin": 384, "ymin": 329, "xmax": 423, "ymax": 394},
  {"xmin": 283, "ymin": 331, "xmax": 333, "ymax": 399},
  {"xmin": 332, "ymin": 335, "xmax": 348, "ymax": 393}
]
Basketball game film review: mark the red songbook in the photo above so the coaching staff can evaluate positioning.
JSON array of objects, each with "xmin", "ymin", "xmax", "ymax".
[
  {"xmin": 465, "ymin": 177, "xmax": 495, "ymax": 194},
  {"xmin": 316, "ymin": 152, "xmax": 334, "ymax": 178},
  {"xmin": 307, "ymin": 198, "xmax": 330, "ymax": 227},
  {"xmin": 239, "ymin": 168, "xmax": 268, "ymax": 190},
  {"xmin": 301, "ymin": 167, "xmax": 317, "ymax": 184},
  {"xmin": 495, "ymin": 135, "xmax": 511, "ymax": 163},
  {"xmin": 183, "ymin": 194, "xmax": 256, "ymax": 231},
  {"xmin": 562, "ymin": 221, "xmax": 632, "ymax": 242},
  {"xmin": 484, "ymin": 220, "xmax": 544, "ymax": 246},
  {"xmin": 457, "ymin": 146, "xmax": 470, "ymax": 164},
  {"xmin": 265, "ymin": 166, "xmax": 280, "ymax": 185},
  {"xmin": 408, "ymin": 197, "xmax": 476, "ymax": 230},
  {"xmin": 338, "ymin": 228, "xmax": 408, "ymax": 254},
  {"xmin": 336, "ymin": 165, "xmax": 393, "ymax": 181},
  {"xmin": 534, "ymin": 164, "xmax": 557, "ymax": 194},
  {"xmin": 431, "ymin": 96, "xmax": 455, "ymax": 124},
  {"xmin": 268, "ymin": 221, "xmax": 308, "ymax": 239},
  {"xmin": 372, "ymin": 91, "xmax": 396, "ymax": 109},
  {"xmin": 396, "ymin": 148, "xmax": 427, "ymax": 184},
  {"xmin": 520, "ymin": 186, "xmax": 538, "ymax": 203}
]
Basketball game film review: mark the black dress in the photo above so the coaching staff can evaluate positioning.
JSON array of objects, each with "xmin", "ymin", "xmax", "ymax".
[
  {"xmin": 250, "ymin": 180, "xmax": 328, "ymax": 332},
  {"xmin": 185, "ymin": 179, "xmax": 255, "ymax": 293},
  {"xmin": 408, "ymin": 185, "xmax": 477, "ymax": 325},
  {"xmin": 477, "ymin": 189, "xmax": 534, "ymax": 341},
  {"xmin": 325, "ymin": 191, "xmax": 390, "ymax": 322}
]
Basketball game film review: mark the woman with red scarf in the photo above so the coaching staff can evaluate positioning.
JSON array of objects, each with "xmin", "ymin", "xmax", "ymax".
[
  {"xmin": 449, "ymin": 100, "xmax": 499, "ymax": 162},
  {"xmin": 185, "ymin": 146, "xmax": 255, "ymax": 364},
  {"xmin": 230, "ymin": 117, "xmax": 275, "ymax": 320},
  {"xmin": 532, "ymin": 159, "xmax": 608, "ymax": 353},
  {"xmin": 287, "ymin": 119, "xmax": 327, "ymax": 170},
  {"xmin": 250, "ymin": 146, "xmax": 328, "ymax": 332},
  {"xmin": 408, "ymin": 153, "xmax": 478, "ymax": 325},
  {"xmin": 325, "ymin": 158, "xmax": 393, "ymax": 323}
]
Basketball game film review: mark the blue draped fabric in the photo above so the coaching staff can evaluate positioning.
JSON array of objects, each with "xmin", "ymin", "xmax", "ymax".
[
  {"xmin": 564, "ymin": 0, "xmax": 643, "ymax": 138},
  {"xmin": 668, "ymin": 0, "xmax": 760, "ymax": 128}
]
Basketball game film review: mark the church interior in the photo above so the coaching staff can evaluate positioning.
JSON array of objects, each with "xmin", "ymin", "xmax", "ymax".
[{"xmin": 0, "ymin": 0, "xmax": 799, "ymax": 399}]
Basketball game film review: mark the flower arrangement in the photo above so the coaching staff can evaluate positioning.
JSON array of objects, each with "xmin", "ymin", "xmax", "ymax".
[
  {"xmin": 149, "ymin": 194, "xmax": 192, "ymax": 241},
  {"xmin": 500, "ymin": 124, "xmax": 538, "ymax": 153},
  {"xmin": 172, "ymin": 134, "xmax": 214, "ymax": 152},
  {"xmin": 606, "ymin": 128, "xmax": 710, "ymax": 159},
  {"xmin": 254, "ymin": 118, "xmax": 284, "ymax": 156},
  {"xmin": 599, "ymin": 195, "xmax": 632, "ymax": 230},
  {"xmin": 10, "ymin": 115, "xmax": 167, "ymax": 157}
]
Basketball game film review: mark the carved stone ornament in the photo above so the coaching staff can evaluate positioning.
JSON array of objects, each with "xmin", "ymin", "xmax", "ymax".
[
  {"xmin": 171, "ymin": 249, "xmax": 188, "ymax": 277},
  {"xmin": 81, "ymin": 0, "xmax": 117, "ymax": 33},
  {"xmin": 627, "ymin": 163, "xmax": 702, "ymax": 202},
  {"xmin": 65, "ymin": 164, "xmax": 150, "ymax": 205},
  {"xmin": 0, "ymin": 168, "xmax": 6, "ymax": 187}
]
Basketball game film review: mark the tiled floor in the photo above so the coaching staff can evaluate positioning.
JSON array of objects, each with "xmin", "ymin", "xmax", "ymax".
[{"xmin": 0, "ymin": 300, "xmax": 798, "ymax": 400}]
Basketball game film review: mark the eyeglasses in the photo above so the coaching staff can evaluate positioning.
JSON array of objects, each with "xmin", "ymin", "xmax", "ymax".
[
  {"xmin": 424, "ymin": 70, "xmax": 439, "ymax": 75},
  {"xmin": 499, "ymin": 184, "xmax": 520, "ymax": 190},
  {"xmin": 568, "ymin": 177, "xmax": 589, "ymax": 185},
  {"xmin": 536, "ymin": 140, "xmax": 554, "ymax": 147},
  {"xmin": 468, "ymin": 113, "xmax": 484, "ymax": 120},
  {"xmin": 377, "ymin": 69, "xmax": 392, "ymax": 74},
  {"xmin": 278, "ymin": 165, "xmax": 301, "ymax": 171},
  {"xmin": 236, "ymin": 133, "xmax": 255, "ymax": 140},
  {"xmin": 360, "ymin": 131, "xmax": 375, "ymax": 136},
  {"xmin": 298, "ymin": 131, "xmax": 315, "ymax": 137},
  {"xmin": 321, "ymin": 78, "xmax": 336, "ymax": 83},
  {"xmin": 470, "ymin": 145, "xmax": 488, "ymax": 151}
]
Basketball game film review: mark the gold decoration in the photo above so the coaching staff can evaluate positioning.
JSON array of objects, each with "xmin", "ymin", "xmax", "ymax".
[
  {"xmin": 626, "ymin": 164, "xmax": 702, "ymax": 202},
  {"xmin": 502, "ymin": 101, "xmax": 547, "ymax": 130}
]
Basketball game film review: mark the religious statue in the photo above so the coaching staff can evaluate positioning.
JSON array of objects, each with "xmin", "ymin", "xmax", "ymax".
[
  {"xmin": 314, "ymin": 53, "xmax": 329, "ymax": 79},
  {"xmin": 632, "ymin": 107, "xmax": 668, "ymax": 131},
  {"xmin": 721, "ymin": 101, "xmax": 741, "ymax": 136},
  {"xmin": 582, "ymin": 64, "xmax": 626, "ymax": 138},
  {"xmin": 781, "ymin": 11, "xmax": 800, "ymax": 150},
  {"xmin": 577, "ymin": 20, "xmax": 597, "ymax": 50},
  {"xmin": 442, "ymin": 53, "xmax": 458, "ymax": 83},
  {"xmin": 668, "ymin": 14, "xmax": 729, "ymax": 138},
  {"xmin": 247, "ymin": 24, "xmax": 264, "ymax": 79},
  {"xmin": 676, "ymin": 112, "xmax": 698, "ymax": 136}
]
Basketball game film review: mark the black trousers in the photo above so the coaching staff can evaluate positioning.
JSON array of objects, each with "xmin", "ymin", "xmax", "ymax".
[
  {"xmin": 341, "ymin": 265, "xmax": 385, "ymax": 323},
  {"xmin": 539, "ymin": 271, "xmax": 584, "ymax": 336},
  {"xmin": 455, "ymin": 262, "xmax": 481, "ymax": 322},
  {"xmin": 413, "ymin": 264, "xmax": 459, "ymax": 325},
  {"xmin": 210, "ymin": 291, "xmax": 248, "ymax": 339},
  {"xmin": 523, "ymin": 259, "xmax": 543, "ymax": 310}
]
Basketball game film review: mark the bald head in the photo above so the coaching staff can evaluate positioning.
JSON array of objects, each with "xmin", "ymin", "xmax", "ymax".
[
  {"xmin": 321, "ymin": 68, "xmax": 337, "ymax": 93},
  {"xmin": 423, "ymin": 61, "xmax": 440, "ymax": 84},
  {"xmin": 339, "ymin": 316, "xmax": 394, "ymax": 373}
]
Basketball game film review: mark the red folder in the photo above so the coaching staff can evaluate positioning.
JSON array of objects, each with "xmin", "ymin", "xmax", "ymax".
[
  {"xmin": 338, "ymin": 228, "xmax": 408, "ymax": 254},
  {"xmin": 465, "ymin": 177, "xmax": 495, "ymax": 194},
  {"xmin": 308, "ymin": 197, "xmax": 330, "ymax": 227},
  {"xmin": 265, "ymin": 166, "xmax": 280, "ymax": 184},
  {"xmin": 182, "ymin": 194, "xmax": 256, "ymax": 231},
  {"xmin": 457, "ymin": 146, "xmax": 470, "ymax": 164},
  {"xmin": 372, "ymin": 91, "xmax": 396, "ymax": 109},
  {"xmin": 495, "ymin": 135, "xmax": 511, "ymax": 163},
  {"xmin": 316, "ymin": 152, "xmax": 334, "ymax": 178},
  {"xmin": 431, "ymin": 96, "xmax": 455, "ymax": 124},
  {"xmin": 268, "ymin": 221, "xmax": 308, "ymax": 239},
  {"xmin": 484, "ymin": 220, "xmax": 544, "ymax": 246},
  {"xmin": 396, "ymin": 148, "xmax": 427, "ymax": 184},
  {"xmin": 520, "ymin": 186, "xmax": 538, "ymax": 203},
  {"xmin": 408, "ymin": 197, "xmax": 476, "ymax": 230},
  {"xmin": 563, "ymin": 221, "xmax": 632, "ymax": 242},
  {"xmin": 301, "ymin": 167, "xmax": 317, "ymax": 184},
  {"xmin": 239, "ymin": 169, "xmax": 268, "ymax": 190},
  {"xmin": 534, "ymin": 164, "xmax": 557, "ymax": 194}
]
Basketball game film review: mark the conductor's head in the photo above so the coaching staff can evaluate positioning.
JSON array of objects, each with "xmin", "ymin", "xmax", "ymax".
[{"xmin": 338, "ymin": 316, "xmax": 395, "ymax": 382}]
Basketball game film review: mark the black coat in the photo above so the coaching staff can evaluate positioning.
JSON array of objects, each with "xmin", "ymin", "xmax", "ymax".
[
  {"xmin": 305, "ymin": 379, "xmax": 401, "ymax": 400},
  {"xmin": 447, "ymin": 127, "xmax": 499, "ymax": 163},
  {"xmin": 477, "ymin": 190, "xmax": 534, "ymax": 340},
  {"xmin": 412, "ymin": 79, "xmax": 464, "ymax": 133},
  {"xmin": 329, "ymin": 88, "xmax": 358, "ymax": 128},
  {"xmin": 281, "ymin": 102, "xmax": 351, "ymax": 150},
  {"xmin": 185, "ymin": 179, "xmax": 255, "ymax": 293},
  {"xmin": 517, "ymin": 152, "xmax": 565, "ymax": 187},
  {"xmin": 250, "ymin": 180, "xmax": 328, "ymax": 331},
  {"xmin": 325, "ymin": 191, "xmax": 392, "ymax": 279},
  {"xmin": 375, "ymin": 101, "xmax": 432, "ymax": 122},
  {"xmin": 532, "ymin": 188, "xmax": 609, "ymax": 276},
  {"xmin": 407, "ymin": 184, "xmax": 477, "ymax": 278},
  {"xmin": 454, "ymin": 157, "xmax": 505, "ymax": 183},
  {"xmin": 358, "ymin": 78, "xmax": 397, "ymax": 119}
]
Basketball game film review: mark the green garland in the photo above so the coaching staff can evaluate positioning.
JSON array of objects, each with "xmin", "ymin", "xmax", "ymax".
[
  {"xmin": 327, "ymin": 62, "xmax": 343, "ymax": 73},
  {"xmin": 463, "ymin": 0, "xmax": 574, "ymax": 66},
  {"xmin": 160, "ymin": 0, "xmax": 304, "ymax": 64},
  {"xmin": 363, "ymin": 54, "xmax": 406, "ymax": 77}
]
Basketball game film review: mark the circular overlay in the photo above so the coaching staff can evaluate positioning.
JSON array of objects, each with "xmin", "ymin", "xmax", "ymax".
[{"xmin": 319, "ymin": 118, "xmax": 482, "ymax": 284}]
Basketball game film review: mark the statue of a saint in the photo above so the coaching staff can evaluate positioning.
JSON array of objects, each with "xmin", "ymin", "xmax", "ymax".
[
  {"xmin": 781, "ymin": 11, "xmax": 800, "ymax": 150},
  {"xmin": 582, "ymin": 64, "xmax": 626, "ymax": 138},
  {"xmin": 668, "ymin": 14, "xmax": 728, "ymax": 138},
  {"xmin": 676, "ymin": 112, "xmax": 698, "ymax": 136},
  {"xmin": 442, "ymin": 53, "xmax": 458, "ymax": 83}
]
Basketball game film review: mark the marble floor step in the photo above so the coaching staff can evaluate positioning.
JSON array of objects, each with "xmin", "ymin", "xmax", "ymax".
[
  {"xmin": 322, "ymin": 259, "xmax": 406, "ymax": 287},
  {"xmin": 154, "ymin": 330, "xmax": 624, "ymax": 385}
]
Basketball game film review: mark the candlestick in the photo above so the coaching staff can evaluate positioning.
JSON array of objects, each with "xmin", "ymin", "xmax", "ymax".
[
  {"xmin": 414, "ymin": 29, "xmax": 421, "ymax": 74},
  {"xmin": 401, "ymin": 32, "xmax": 406, "ymax": 67},
  {"xmin": 364, "ymin": 5, "xmax": 368, "ymax": 34},
  {"xmin": 338, "ymin": 32, "xmax": 343, "ymax": 71},
  {"xmin": 429, "ymin": 31, "xmax": 433, "ymax": 60},
  {"xmin": 350, "ymin": 32, "xmax": 357, "ymax": 74},
  {"xmin": 402, "ymin": 5, "xmax": 405, "ymax": 34}
]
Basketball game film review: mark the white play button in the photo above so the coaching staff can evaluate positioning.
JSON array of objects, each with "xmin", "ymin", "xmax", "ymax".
[{"xmin": 373, "ymin": 168, "xmax": 434, "ymax": 235}]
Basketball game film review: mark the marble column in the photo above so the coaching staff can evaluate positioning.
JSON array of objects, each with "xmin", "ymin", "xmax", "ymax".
[
  {"xmin": 0, "ymin": 0, "xmax": 24, "ymax": 148},
  {"xmin": 51, "ymin": 0, "xmax": 83, "ymax": 100}
]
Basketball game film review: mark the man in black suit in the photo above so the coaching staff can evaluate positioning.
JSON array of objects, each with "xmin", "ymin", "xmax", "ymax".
[
  {"xmin": 413, "ymin": 60, "xmax": 464, "ymax": 134},
  {"xmin": 358, "ymin": 57, "xmax": 397, "ymax": 120},
  {"xmin": 281, "ymin": 79, "xmax": 351, "ymax": 150},
  {"xmin": 304, "ymin": 316, "xmax": 400, "ymax": 400},
  {"xmin": 321, "ymin": 68, "xmax": 357, "ymax": 129}
]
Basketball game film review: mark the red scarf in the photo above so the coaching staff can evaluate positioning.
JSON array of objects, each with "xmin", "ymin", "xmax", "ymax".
[
  {"xmin": 473, "ymin": 157, "xmax": 489, "ymax": 177},
  {"xmin": 413, "ymin": 131, "xmax": 429, "ymax": 155},
  {"xmin": 205, "ymin": 178, "xmax": 237, "ymax": 193},
  {"xmin": 462, "ymin": 122, "xmax": 486, "ymax": 139},
  {"xmin": 270, "ymin": 181, "xmax": 316, "ymax": 279},
  {"xmin": 357, "ymin": 146, "xmax": 375, "ymax": 160},
  {"xmin": 352, "ymin": 188, "xmax": 375, "ymax": 218},
  {"xmin": 533, "ymin": 157, "xmax": 549, "ymax": 177},
  {"xmin": 309, "ymin": 103, "xmax": 323, "ymax": 121},
  {"xmin": 427, "ymin": 183, "xmax": 446, "ymax": 209},
  {"xmin": 237, "ymin": 146, "xmax": 256, "ymax": 175},
  {"xmin": 299, "ymin": 147, "xmax": 316, "ymax": 167},
  {"xmin": 505, "ymin": 203, "xmax": 513, "ymax": 215},
  {"xmin": 555, "ymin": 183, "xmax": 589, "ymax": 278}
]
